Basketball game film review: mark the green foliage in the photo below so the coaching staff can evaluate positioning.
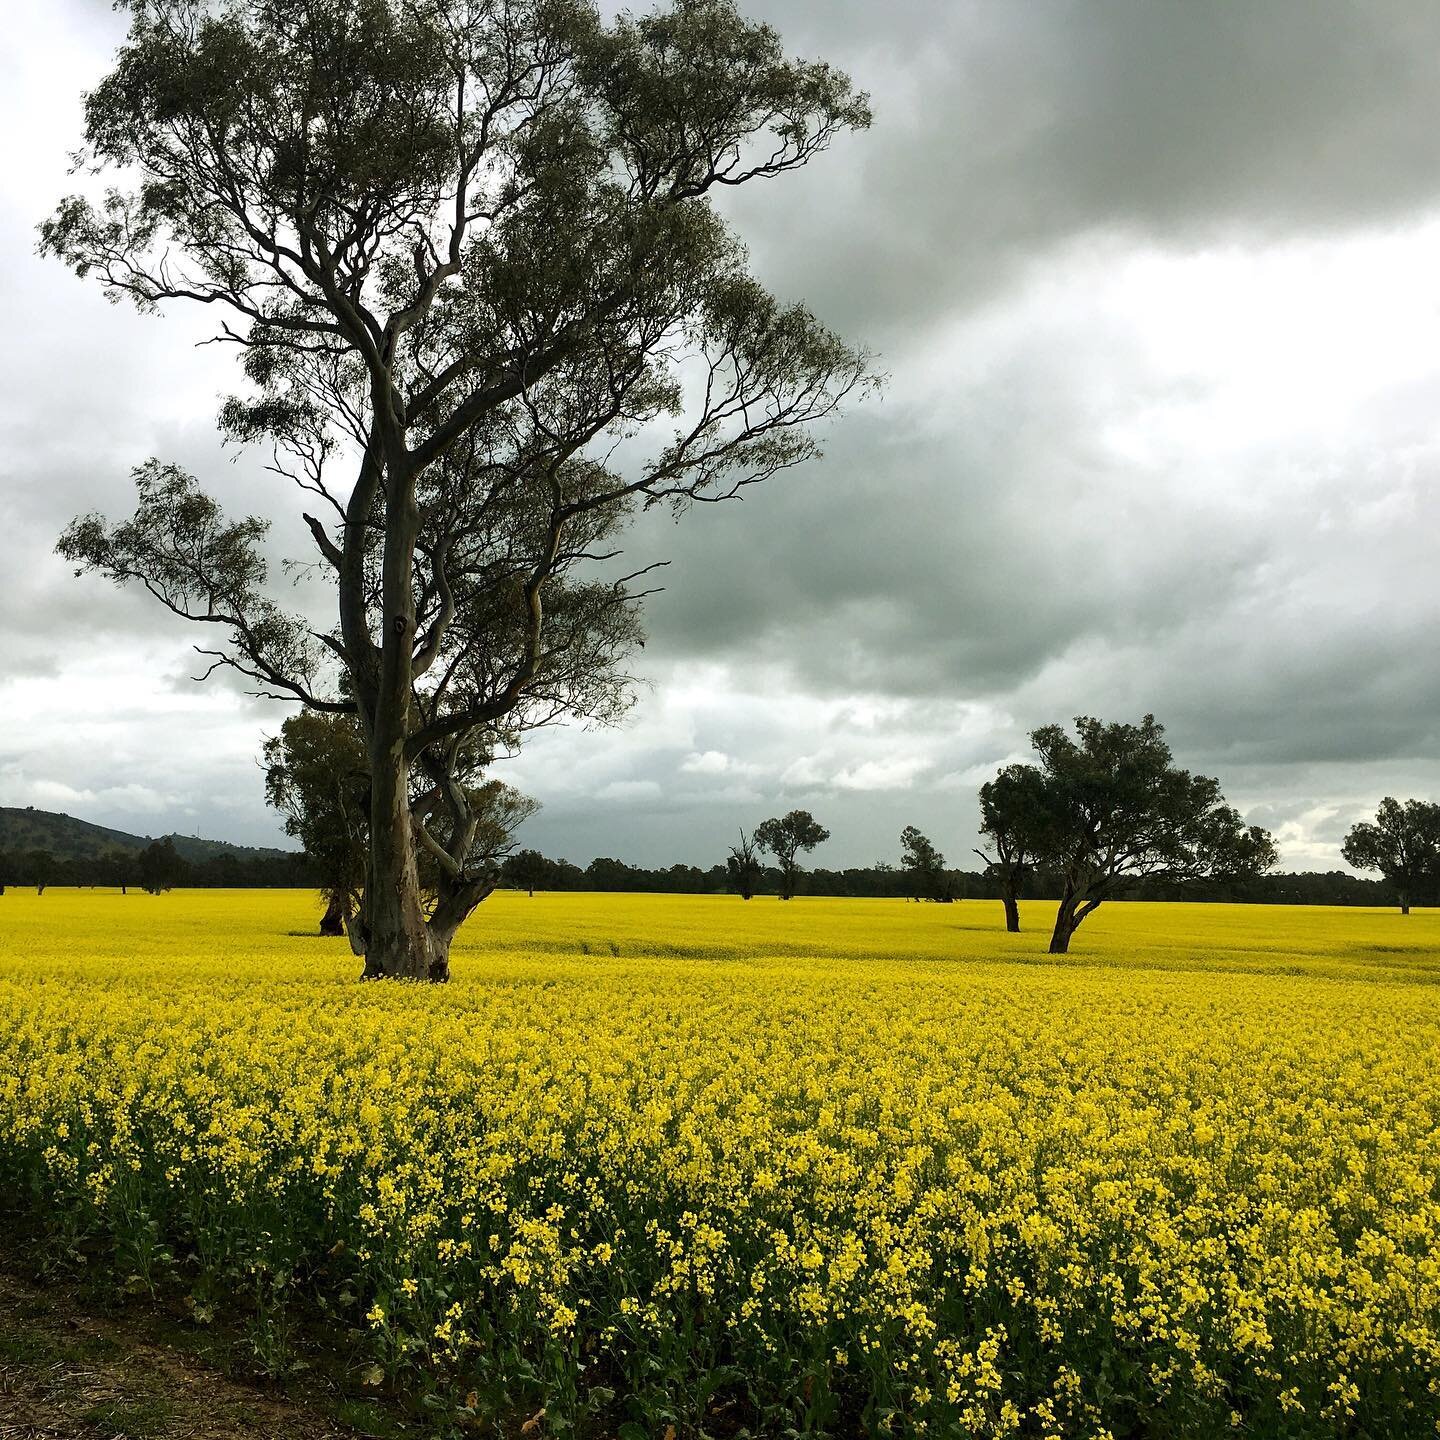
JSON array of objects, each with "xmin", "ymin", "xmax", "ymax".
[
  {"xmin": 1341, "ymin": 797, "xmax": 1440, "ymax": 911},
  {"xmin": 982, "ymin": 716, "xmax": 1276, "ymax": 950},
  {"xmin": 898, "ymin": 825, "xmax": 947, "ymax": 900},
  {"xmin": 263, "ymin": 712, "xmax": 370, "ymax": 903},
  {"xmin": 137, "ymin": 837, "xmax": 185, "ymax": 895},
  {"xmin": 726, "ymin": 828, "xmax": 763, "ymax": 899},
  {"xmin": 754, "ymin": 809, "xmax": 830, "ymax": 900}
]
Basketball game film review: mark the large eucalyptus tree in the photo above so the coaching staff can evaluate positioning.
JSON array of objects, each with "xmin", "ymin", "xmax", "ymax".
[{"xmin": 46, "ymin": 0, "xmax": 873, "ymax": 978}]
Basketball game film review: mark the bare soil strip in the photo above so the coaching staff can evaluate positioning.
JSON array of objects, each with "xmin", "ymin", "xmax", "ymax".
[{"xmin": 0, "ymin": 1269, "xmax": 372, "ymax": 1440}]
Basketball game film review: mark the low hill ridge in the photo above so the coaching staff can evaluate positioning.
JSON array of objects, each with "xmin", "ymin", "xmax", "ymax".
[{"xmin": 0, "ymin": 806, "xmax": 291, "ymax": 862}]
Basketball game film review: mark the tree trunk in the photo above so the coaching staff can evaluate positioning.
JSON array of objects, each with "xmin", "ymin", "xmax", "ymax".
[
  {"xmin": 319, "ymin": 891, "xmax": 349, "ymax": 936},
  {"xmin": 1049, "ymin": 890, "xmax": 1077, "ymax": 954},
  {"xmin": 364, "ymin": 753, "xmax": 432, "ymax": 979},
  {"xmin": 424, "ymin": 876, "xmax": 497, "ymax": 983},
  {"xmin": 1050, "ymin": 889, "xmax": 1101, "ymax": 953},
  {"xmin": 360, "ymin": 460, "xmax": 434, "ymax": 980},
  {"xmin": 1048, "ymin": 910, "xmax": 1073, "ymax": 953},
  {"xmin": 1400, "ymin": 894, "xmax": 1411, "ymax": 915},
  {"xmin": 1002, "ymin": 888, "xmax": 1020, "ymax": 933}
]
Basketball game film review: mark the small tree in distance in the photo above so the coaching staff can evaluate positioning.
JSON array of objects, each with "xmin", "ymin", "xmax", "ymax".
[
  {"xmin": 975, "ymin": 764, "xmax": 1054, "ymax": 932},
  {"xmin": 29, "ymin": 850, "xmax": 56, "ymax": 896},
  {"xmin": 754, "ymin": 810, "xmax": 829, "ymax": 900},
  {"xmin": 1341, "ymin": 798, "xmax": 1440, "ymax": 915},
  {"xmin": 727, "ymin": 829, "xmax": 763, "ymax": 900},
  {"xmin": 264, "ymin": 712, "xmax": 370, "ymax": 935},
  {"xmin": 899, "ymin": 825, "xmax": 948, "ymax": 902},
  {"xmin": 507, "ymin": 850, "xmax": 548, "ymax": 899},
  {"xmin": 138, "ymin": 837, "xmax": 185, "ymax": 894}
]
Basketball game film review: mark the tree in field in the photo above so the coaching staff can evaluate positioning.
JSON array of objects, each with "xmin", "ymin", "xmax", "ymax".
[
  {"xmin": 899, "ymin": 825, "xmax": 946, "ymax": 901},
  {"xmin": 1017, "ymin": 716, "xmax": 1275, "ymax": 954},
  {"xmin": 28, "ymin": 850, "xmax": 56, "ymax": 896},
  {"xmin": 754, "ymin": 810, "xmax": 829, "ymax": 900},
  {"xmin": 265, "ymin": 710, "xmax": 537, "ymax": 938},
  {"xmin": 99, "ymin": 847, "xmax": 139, "ymax": 895},
  {"xmin": 264, "ymin": 712, "xmax": 372, "ymax": 935},
  {"xmin": 505, "ymin": 849, "xmax": 548, "ymax": 898},
  {"xmin": 726, "ymin": 829, "xmax": 763, "ymax": 899},
  {"xmin": 1341, "ymin": 797, "xmax": 1440, "ymax": 915},
  {"xmin": 138, "ymin": 836, "xmax": 185, "ymax": 894},
  {"xmin": 974, "ymin": 763, "xmax": 1054, "ymax": 933},
  {"xmin": 46, "ymin": 0, "xmax": 873, "ymax": 981}
]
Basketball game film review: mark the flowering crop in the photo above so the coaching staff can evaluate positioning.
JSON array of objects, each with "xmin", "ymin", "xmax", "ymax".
[{"xmin": 1, "ymin": 889, "xmax": 1438, "ymax": 1437}]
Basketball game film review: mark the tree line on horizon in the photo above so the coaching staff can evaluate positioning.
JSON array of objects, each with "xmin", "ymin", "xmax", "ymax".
[{"xmin": 7, "ymin": 711, "xmax": 1437, "ymax": 953}]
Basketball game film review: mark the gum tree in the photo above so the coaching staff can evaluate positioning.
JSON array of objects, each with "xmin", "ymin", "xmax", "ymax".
[
  {"xmin": 46, "ymin": 0, "xmax": 872, "ymax": 979},
  {"xmin": 899, "ymin": 824, "xmax": 946, "ymax": 901},
  {"xmin": 974, "ymin": 762, "xmax": 1053, "ymax": 932},
  {"xmin": 754, "ymin": 809, "xmax": 828, "ymax": 900},
  {"xmin": 1341, "ymin": 797, "xmax": 1440, "ymax": 915},
  {"xmin": 726, "ymin": 828, "xmax": 762, "ymax": 899},
  {"xmin": 1022, "ymin": 715, "xmax": 1275, "ymax": 954}
]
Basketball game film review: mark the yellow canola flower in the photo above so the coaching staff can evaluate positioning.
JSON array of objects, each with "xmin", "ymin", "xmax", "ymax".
[{"xmin": 1, "ymin": 888, "xmax": 1439, "ymax": 1437}]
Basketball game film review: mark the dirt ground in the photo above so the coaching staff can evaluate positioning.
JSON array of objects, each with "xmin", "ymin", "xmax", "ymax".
[{"xmin": 0, "ymin": 1269, "xmax": 387, "ymax": 1440}]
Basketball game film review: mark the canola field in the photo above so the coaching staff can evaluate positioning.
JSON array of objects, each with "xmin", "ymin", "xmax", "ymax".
[{"xmin": 1, "ymin": 890, "xmax": 1439, "ymax": 1438}]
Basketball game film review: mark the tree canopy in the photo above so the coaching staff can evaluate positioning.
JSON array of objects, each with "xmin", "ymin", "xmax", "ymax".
[
  {"xmin": 980, "ymin": 716, "xmax": 1275, "ymax": 953},
  {"xmin": 974, "ymin": 762, "xmax": 1055, "ymax": 932},
  {"xmin": 899, "ymin": 824, "xmax": 948, "ymax": 901}
]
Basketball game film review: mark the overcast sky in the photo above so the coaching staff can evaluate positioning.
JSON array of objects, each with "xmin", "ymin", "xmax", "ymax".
[{"xmin": 4, "ymin": 0, "xmax": 1440, "ymax": 870}]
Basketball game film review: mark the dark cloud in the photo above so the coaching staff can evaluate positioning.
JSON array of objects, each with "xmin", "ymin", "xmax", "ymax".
[
  {"xmin": 4, "ymin": 0, "xmax": 1440, "ymax": 869},
  {"xmin": 725, "ymin": 0, "xmax": 1440, "ymax": 344}
]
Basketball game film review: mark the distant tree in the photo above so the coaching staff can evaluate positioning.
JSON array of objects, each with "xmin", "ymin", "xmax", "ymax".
[
  {"xmin": 975, "ymin": 764, "xmax": 1055, "ymax": 932},
  {"xmin": 46, "ymin": 0, "xmax": 872, "ymax": 982},
  {"xmin": 27, "ymin": 850, "xmax": 57, "ymax": 895},
  {"xmin": 99, "ymin": 847, "xmax": 138, "ymax": 895},
  {"xmin": 264, "ymin": 713, "xmax": 370, "ymax": 936},
  {"xmin": 899, "ymin": 825, "xmax": 947, "ymax": 901},
  {"xmin": 138, "ymin": 837, "xmax": 185, "ymax": 894},
  {"xmin": 1025, "ymin": 715, "xmax": 1276, "ymax": 954},
  {"xmin": 506, "ymin": 850, "xmax": 549, "ymax": 899},
  {"xmin": 587, "ymin": 857, "xmax": 636, "ymax": 891},
  {"xmin": 1341, "ymin": 797, "xmax": 1440, "ymax": 915},
  {"xmin": 727, "ymin": 829, "xmax": 763, "ymax": 900},
  {"xmin": 754, "ymin": 810, "xmax": 830, "ymax": 900}
]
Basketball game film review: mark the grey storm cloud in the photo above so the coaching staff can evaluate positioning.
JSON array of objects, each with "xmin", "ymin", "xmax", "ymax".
[
  {"xmin": 725, "ymin": 0, "xmax": 1440, "ymax": 343},
  {"xmin": 2, "ymin": 0, "xmax": 1440, "ymax": 868}
]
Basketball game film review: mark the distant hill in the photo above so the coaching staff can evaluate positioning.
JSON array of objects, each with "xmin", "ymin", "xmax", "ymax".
[{"xmin": 0, "ymin": 807, "xmax": 292, "ymax": 863}]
